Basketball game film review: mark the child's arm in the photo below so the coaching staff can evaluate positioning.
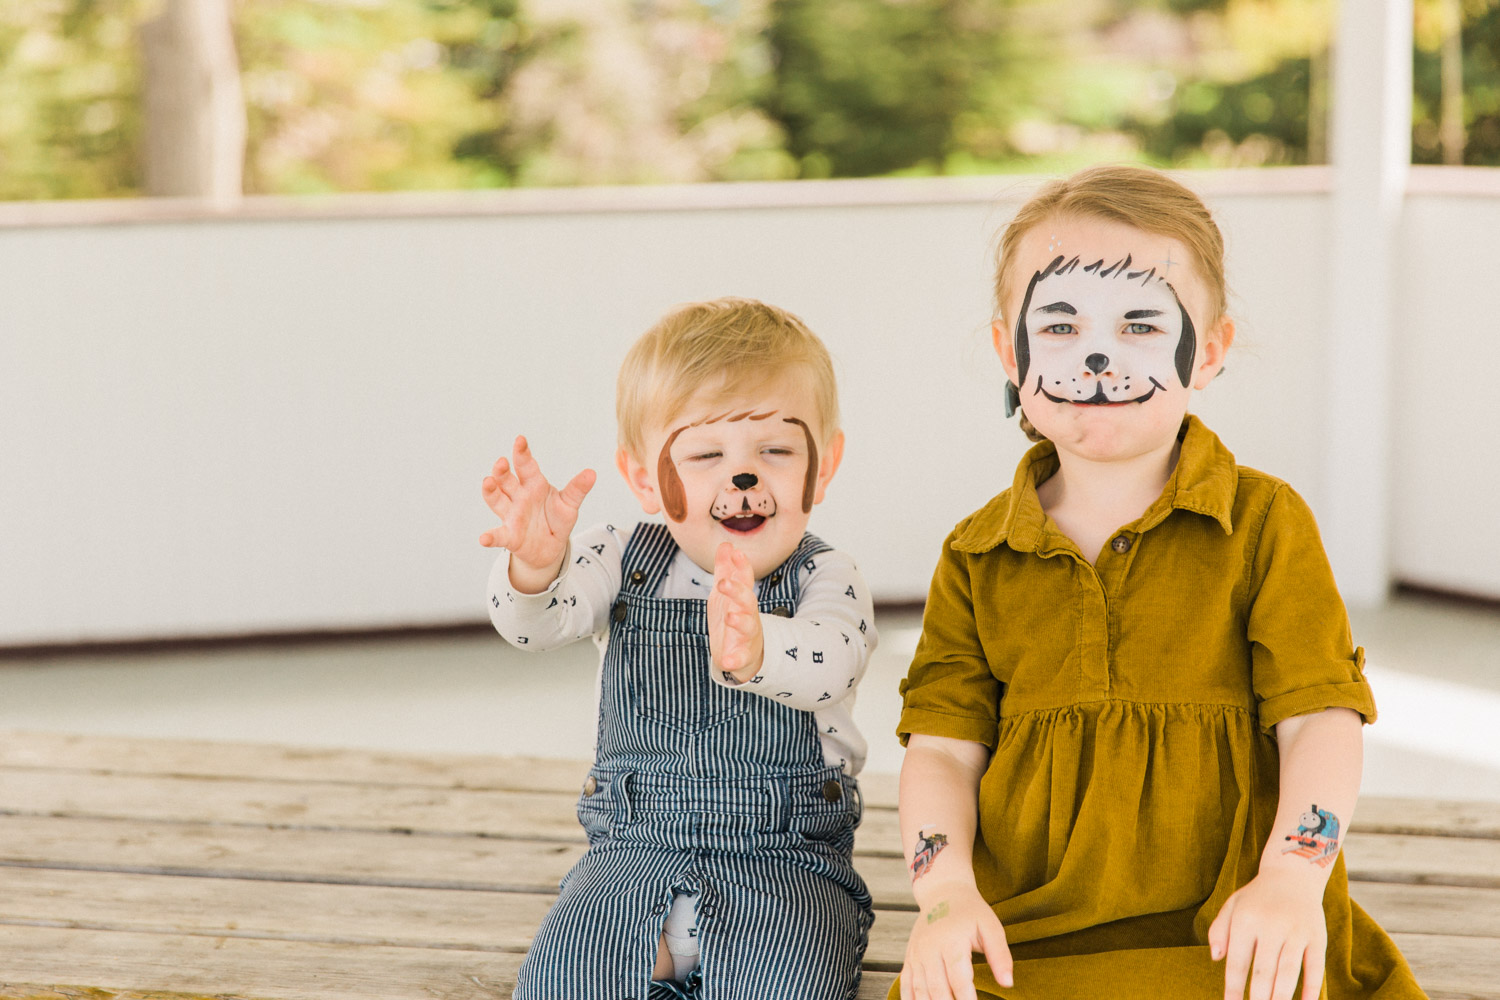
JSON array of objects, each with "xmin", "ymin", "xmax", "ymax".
[
  {"xmin": 482, "ymin": 436, "xmax": 615, "ymax": 650},
  {"xmin": 898, "ymin": 734, "xmax": 1012, "ymax": 1000},
  {"xmin": 707, "ymin": 543, "xmax": 875, "ymax": 709},
  {"xmin": 1208, "ymin": 706, "xmax": 1363, "ymax": 1000}
]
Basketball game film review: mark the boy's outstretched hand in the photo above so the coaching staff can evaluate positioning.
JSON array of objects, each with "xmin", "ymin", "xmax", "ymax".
[
  {"xmin": 708, "ymin": 542, "xmax": 763, "ymax": 683},
  {"xmin": 480, "ymin": 435, "xmax": 595, "ymax": 594}
]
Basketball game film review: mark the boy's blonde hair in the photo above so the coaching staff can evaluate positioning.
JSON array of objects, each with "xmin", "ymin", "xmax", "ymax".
[{"xmin": 616, "ymin": 297, "xmax": 840, "ymax": 458}]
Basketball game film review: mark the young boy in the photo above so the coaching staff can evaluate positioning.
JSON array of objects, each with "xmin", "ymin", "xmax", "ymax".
[{"xmin": 481, "ymin": 297, "xmax": 876, "ymax": 1000}]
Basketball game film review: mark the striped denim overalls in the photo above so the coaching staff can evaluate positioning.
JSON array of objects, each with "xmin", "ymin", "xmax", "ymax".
[{"xmin": 514, "ymin": 524, "xmax": 873, "ymax": 1000}]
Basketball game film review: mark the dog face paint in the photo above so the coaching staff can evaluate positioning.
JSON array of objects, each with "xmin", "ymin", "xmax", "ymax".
[
  {"xmin": 1015, "ymin": 253, "xmax": 1196, "ymax": 408},
  {"xmin": 630, "ymin": 384, "xmax": 835, "ymax": 579}
]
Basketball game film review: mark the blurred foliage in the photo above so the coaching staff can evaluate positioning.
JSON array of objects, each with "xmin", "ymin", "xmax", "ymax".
[
  {"xmin": 1413, "ymin": 0, "xmax": 1500, "ymax": 164},
  {"xmin": 0, "ymin": 0, "xmax": 1496, "ymax": 201}
]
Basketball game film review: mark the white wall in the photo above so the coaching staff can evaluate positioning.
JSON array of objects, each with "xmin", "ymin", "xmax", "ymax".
[{"xmin": 0, "ymin": 168, "xmax": 1488, "ymax": 646}]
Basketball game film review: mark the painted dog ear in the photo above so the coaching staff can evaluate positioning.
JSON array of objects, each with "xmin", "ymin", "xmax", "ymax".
[
  {"xmin": 657, "ymin": 428, "xmax": 688, "ymax": 522},
  {"xmin": 1003, "ymin": 380, "xmax": 1021, "ymax": 418}
]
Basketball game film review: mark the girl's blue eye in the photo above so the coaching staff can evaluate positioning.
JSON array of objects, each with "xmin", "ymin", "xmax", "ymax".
[
  {"xmin": 1042, "ymin": 323, "xmax": 1077, "ymax": 335},
  {"xmin": 1124, "ymin": 323, "xmax": 1159, "ymax": 335}
]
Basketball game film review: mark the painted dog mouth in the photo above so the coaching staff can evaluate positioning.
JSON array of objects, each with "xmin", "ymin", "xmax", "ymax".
[
  {"xmin": 719, "ymin": 514, "xmax": 767, "ymax": 532},
  {"xmin": 1036, "ymin": 375, "xmax": 1166, "ymax": 406}
]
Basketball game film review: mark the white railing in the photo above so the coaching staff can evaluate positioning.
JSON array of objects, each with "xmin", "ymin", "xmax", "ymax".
[{"xmin": 4, "ymin": 164, "xmax": 1495, "ymax": 645}]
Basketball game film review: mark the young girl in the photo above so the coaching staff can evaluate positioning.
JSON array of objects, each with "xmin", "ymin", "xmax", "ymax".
[
  {"xmin": 894, "ymin": 166, "xmax": 1427, "ymax": 1000},
  {"xmin": 481, "ymin": 298, "xmax": 875, "ymax": 1000}
]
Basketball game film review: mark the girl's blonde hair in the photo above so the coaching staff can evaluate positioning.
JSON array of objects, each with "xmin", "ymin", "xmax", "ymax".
[
  {"xmin": 993, "ymin": 164, "xmax": 1229, "ymax": 441},
  {"xmin": 616, "ymin": 297, "xmax": 839, "ymax": 459}
]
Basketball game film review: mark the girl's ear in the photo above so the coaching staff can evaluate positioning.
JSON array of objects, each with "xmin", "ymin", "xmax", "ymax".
[
  {"xmin": 992, "ymin": 320, "xmax": 1021, "ymax": 384},
  {"xmin": 1191, "ymin": 316, "xmax": 1236, "ymax": 390},
  {"xmin": 811, "ymin": 429, "xmax": 845, "ymax": 506},
  {"xmin": 616, "ymin": 447, "xmax": 661, "ymax": 515}
]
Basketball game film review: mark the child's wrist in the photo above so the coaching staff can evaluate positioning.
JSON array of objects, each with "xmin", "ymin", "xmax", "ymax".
[{"xmin": 507, "ymin": 550, "xmax": 566, "ymax": 595}]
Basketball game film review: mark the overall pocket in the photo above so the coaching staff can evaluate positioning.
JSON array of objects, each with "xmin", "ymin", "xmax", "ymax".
[{"xmin": 618, "ymin": 629, "xmax": 748, "ymax": 735}]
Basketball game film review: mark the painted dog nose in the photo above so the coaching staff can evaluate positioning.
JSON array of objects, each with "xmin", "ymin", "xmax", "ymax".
[
  {"xmin": 732, "ymin": 473, "xmax": 758, "ymax": 490},
  {"xmin": 1084, "ymin": 353, "xmax": 1110, "ymax": 374}
]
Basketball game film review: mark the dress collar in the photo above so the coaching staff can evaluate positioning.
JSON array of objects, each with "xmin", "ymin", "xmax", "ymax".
[{"xmin": 952, "ymin": 414, "xmax": 1238, "ymax": 555}]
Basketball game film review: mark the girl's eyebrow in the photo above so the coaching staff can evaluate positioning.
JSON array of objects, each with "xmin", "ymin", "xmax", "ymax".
[
  {"xmin": 1035, "ymin": 301, "xmax": 1077, "ymax": 315},
  {"xmin": 1124, "ymin": 309, "xmax": 1165, "ymax": 319}
]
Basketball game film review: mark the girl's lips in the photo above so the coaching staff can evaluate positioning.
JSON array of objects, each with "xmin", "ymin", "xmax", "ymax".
[{"xmin": 720, "ymin": 514, "xmax": 767, "ymax": 533}]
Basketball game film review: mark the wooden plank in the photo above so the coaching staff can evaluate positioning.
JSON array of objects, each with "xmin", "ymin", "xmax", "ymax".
[
  {"xmin": 1350, "ymin": 882, "xmax": 1500, "ymax": 938},
  {"xmin": 0, "ymin": 766, "xmax": 905, "ymax": 854},
  {"xmin": 7, "ymin": 733, "xmax": 1496, "ymax": 840},
  {"xmin": 0, "ymin": 929, "xmax": 900, "ymax": 1000},
  {"xmin": 0, "ymin": 922, "xmax": 1486, "ymax": 1000},
  {"xmin": 0, "ymin": 867, "xmax": 542, "ymax": 953},
  {"xmin": 0, "ymin": 816, "xmax": 586, "ymax": 893},
  {"xmin": 0, "ymin": 926, "xmax": 514, "ymax": 1000}
]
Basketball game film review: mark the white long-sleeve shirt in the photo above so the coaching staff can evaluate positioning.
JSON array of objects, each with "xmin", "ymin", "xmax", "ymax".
[{"xmin": 487, "ymin": 521, "xmax": 876, "ymax": 774}]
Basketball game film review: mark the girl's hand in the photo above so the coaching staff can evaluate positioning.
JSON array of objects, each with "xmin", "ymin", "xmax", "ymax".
[
  {"xmin": 480, "ymin": 436, "xmax": 595, "ymax": 592},
  {"xmin": 900, "ymin": 883, "xmax": 1013, "ymax": 1000},
  {"xmin": 1208, "ymin": 870, "xmax": 1327, "ymax": 1000},
  {"xmin": 708, "ymin": 542, "xmax": 763, "ymax": 682}
]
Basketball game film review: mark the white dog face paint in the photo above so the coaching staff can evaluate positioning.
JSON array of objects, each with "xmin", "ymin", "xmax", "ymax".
[{"xmin": 1014, "ymin": 253, "xmax": 1196, "ymax": 408}]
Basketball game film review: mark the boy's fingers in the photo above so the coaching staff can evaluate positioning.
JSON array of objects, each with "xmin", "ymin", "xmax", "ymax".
[
  {"xmin": 511, "ymin": 435, "xmax": 542, "ymax": 479},
  {"xmin": 557, "ymin": 468, "xmax": 596, "ymax": 510}
]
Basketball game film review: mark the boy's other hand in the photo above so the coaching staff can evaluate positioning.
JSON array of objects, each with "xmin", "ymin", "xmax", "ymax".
[
  {"xmin": 709, "ymin": 542, "xmax": 763, "ymax": 682},
  {"xmin": 481, "ymin": 435, "xmax": 595, "ymax": 593}
]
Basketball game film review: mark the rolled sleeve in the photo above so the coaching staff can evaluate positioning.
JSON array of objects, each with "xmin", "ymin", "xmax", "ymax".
[
  {"xmin": 897, "ymin": 529, "xmax": 1003, "ymax": 748},
  {"xmin": 1247, "ymin": 486, "xmax": 1378, "ymax": 735}
]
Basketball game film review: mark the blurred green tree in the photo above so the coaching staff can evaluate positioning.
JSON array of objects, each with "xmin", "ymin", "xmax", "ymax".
[
  {"xmin": 1413, "ymin": 0, "xmax": 1500, "ymax": 165},
  {"xmin": 760, "ymin": 0, "xmax": 1019, "ymax": 178},
  {"xmin": 0, "ymin": 0, "xmax": 150, "ymax": 199}
]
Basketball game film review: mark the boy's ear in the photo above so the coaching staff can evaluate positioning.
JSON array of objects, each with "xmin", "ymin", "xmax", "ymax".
[
  {"xmin": 811, "ymin": 430, "xmax": 845, "ymax": 506},
  {"xmin": 616, "ymin": 447, "xmax": 661, "ymax": 515},
  {"xmin": 992, "ymin": 320, "xmax": 1020, "ymax": 384},
  {"xmin": 1191, "ymin": 316, "xmax": 1236, "ymax": 390}
]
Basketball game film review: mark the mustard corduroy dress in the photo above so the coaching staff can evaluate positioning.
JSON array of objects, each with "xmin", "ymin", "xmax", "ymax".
[{"xmin": 893, "ymin": 416, "xmax": 1427, "ymax": 998}]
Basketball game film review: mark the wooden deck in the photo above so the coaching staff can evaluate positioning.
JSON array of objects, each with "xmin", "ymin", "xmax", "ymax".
[{"xmin": 0, "ymin": 732, "xmax": 1496, "ymax": 999}]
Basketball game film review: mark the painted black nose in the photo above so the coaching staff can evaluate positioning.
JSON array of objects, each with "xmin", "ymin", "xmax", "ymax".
[
  {"xmin": 732, "ymin": 473, "xmax": 758, "ymax": 490},
  {"xmin": 1084, "ymin": 353, "xmax": 1110, "ymax": 374}
]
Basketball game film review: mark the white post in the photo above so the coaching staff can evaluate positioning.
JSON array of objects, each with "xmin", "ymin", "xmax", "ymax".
[
  {"xmin": 139, "ymin": 0, "xmax": 246, "ymax": 205},
  {"xmin": 1321, "ymin": 0, "xmax": 1411, "ymax": 607}
]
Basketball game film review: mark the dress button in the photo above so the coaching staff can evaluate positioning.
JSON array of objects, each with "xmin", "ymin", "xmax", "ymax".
[
  {"xmin": 582, "ymin": 776, "xmax": 597, "ymax": 796},
  {"xmin": 1111, "ymin": 535, "xmax": 1132, "ymax": 554},
  {"xmin": 629, "ymin": 570, "xmax": 645, "ymax": 585},
  {"xmin": 611, "ymin": 600, "xmax": 628, "ymax": 623},
  {"xmin": 770, "ymin": 606, "xmax": 792, "ymax": 618},
  {"xmin": 821, "ymin": 779, "xmax": 843, "ymax": 802}
]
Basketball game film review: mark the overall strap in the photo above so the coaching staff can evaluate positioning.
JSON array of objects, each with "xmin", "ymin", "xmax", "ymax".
[
  {"xmin": 755, "ymin": 532, "xmax": 834, "ymax": 611},
  {"xmin": 618, "ymin": 522, "xmax": 680, "ymax": 598}
]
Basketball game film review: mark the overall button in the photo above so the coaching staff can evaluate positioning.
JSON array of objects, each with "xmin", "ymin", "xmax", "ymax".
[
  {"xmin": 1111, "ymin": 535, "xmax": 1132, "ymax": 554},
  {"xmin": 611, "ymin": 601, "xmax": 628, "ymax": 623},
  {"xmin": 629, "ymin": 570, "xmax": 645, "ymax": 585},
  {"xmin": 767, "ymin": 572, "xmax": 782, "ymax": 586},
  {"xmin": 770, "ymin": 606, "xmax": 792, "ymax": 618},
  {"xmin": 651, "ymin": 902, "xmax": 666, "ymax": 916},
  {"xmin": 821, "ymin": 779, "xmax": 843, "ymax": 802},
  {"xmin": 582, "ymin": 776, "xmax": 597, "ymax": 796}
]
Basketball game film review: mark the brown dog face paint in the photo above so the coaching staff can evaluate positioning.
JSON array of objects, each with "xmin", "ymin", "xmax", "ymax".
[{"xmin": 629, "ymin": 381, "xmax": 836, "ymax": 579}]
